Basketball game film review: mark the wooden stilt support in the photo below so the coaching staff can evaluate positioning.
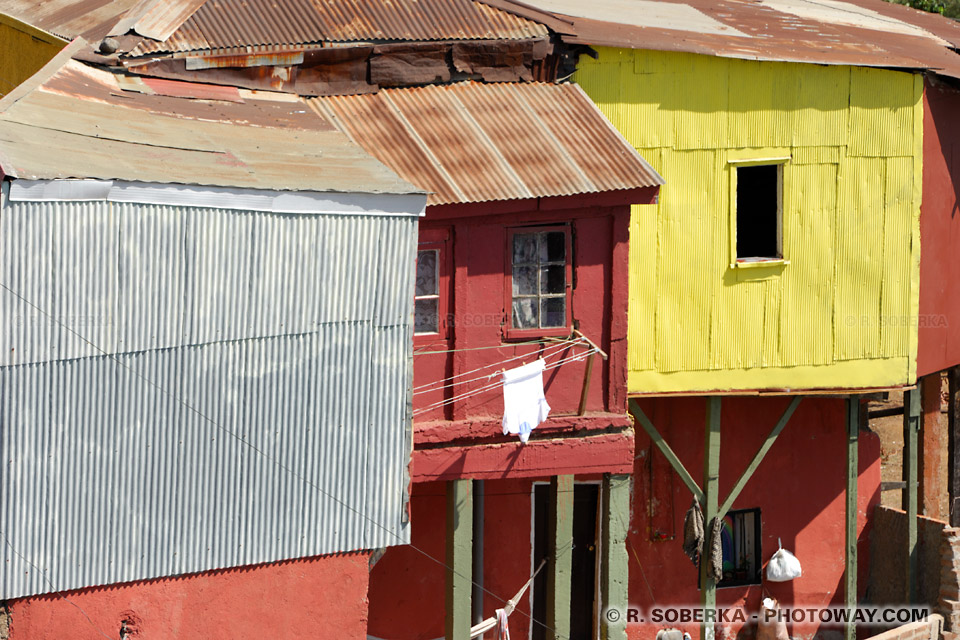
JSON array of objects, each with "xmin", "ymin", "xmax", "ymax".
[
  {"xmin": 701, "ymin": 397, "xmax": 721, "ymax": 640},
  {"xmin": 845, "ymin": 396, "xmax": 860, "ymax": 640},
  {"xmin": 949, "ymin": 367, "xmax": 960, "ymax": 527},
  {"xmin": 446, "ymin": 479, "xmax": 473, "ymax": 640},
  {"xmin": 601, "ymin": 474, "xmax": 630, "ymax": 640},
  {"xmin": 547, "ymin": 475, "xmax": 573, "ymax": 640},
  {"xmin": 903, "ymin": 388, "xmax": 921, "ymax": 604}
]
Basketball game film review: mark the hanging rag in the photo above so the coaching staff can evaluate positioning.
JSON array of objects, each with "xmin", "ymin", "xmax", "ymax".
[
  {"xmin": 707, "ymin": 516, "xmax": 724, "ymax": 582},
  {"xmin": 496, "ymin": 608, "xmax": 511, "ymax": 640},
  {"xmin": 501, "ymin": 359, "xmax": 551, "ymax": 443},
  {"xmin": 681, "ymin": 496, "xmax": 704, "ymax": 567}
]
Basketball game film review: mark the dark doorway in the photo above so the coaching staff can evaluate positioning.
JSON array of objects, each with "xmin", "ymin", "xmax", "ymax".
[{"xmin": 532, "ymin": 482, "xmax": 600, "ymax": 640}]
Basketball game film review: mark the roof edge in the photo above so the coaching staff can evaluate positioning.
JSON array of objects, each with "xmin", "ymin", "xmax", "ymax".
[
  {"xmin": 0, "ymin": 37, "xmax": 87, "ymax": 114},
  {"xmin": 9, "ymin": 179, "xmax": 428, "ymax": 216},
  {"xmin": 0, "ymin": 11, "xmax": 69, "ymax": 46}
]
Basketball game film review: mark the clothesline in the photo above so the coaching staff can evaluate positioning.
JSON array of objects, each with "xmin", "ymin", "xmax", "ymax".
[
  {"xmin": 412, "ymin": 348, "xmax": 597, "ymax": 416},
  {"xmin": 413, "ymin": 338, "xmax": 570, "ymax": 355},
  {"xmin": 413, "ymin": 340, "xmax": 578, "ymax": 396}
]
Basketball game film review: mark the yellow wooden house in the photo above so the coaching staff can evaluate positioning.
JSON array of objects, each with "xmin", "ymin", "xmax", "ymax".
[
  {"xmin": 575, "ymin": 49, "xmax": 922, "ymax": 394},
  {"xmin": 0, "ymin": 13, "xmax": 66, "ymax": 100}
]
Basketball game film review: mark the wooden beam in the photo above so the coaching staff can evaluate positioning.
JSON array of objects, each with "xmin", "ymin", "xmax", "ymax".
[
  {"xmin": 700, "ymin": 397, "xmax": 721, "ymax": 640},
  {"xmin": 578, "ymin": 352, "xmax": 596, "ymax": 416},
  {"xmin": 845, "ymin": 397, "xmax": 860, "ymax": 640},
  {"xmin": 949, "ymin": 367, "xmax": 960, "ymax": 527},
  {"xmin": 446, "ymin": 479, "xmax": 473, "ymax": 640},
  {"xmin": 547, "ymin": 475, "xmax": 573, "ymax": 640},
  {"xmin": 629, "ymin": 399, "xmax": 705, "ymax": 503},
  {"xmin": 718, "ymin": 396, "xmax": 801, "ymax": 519},
  {"xmin": 600, "ymin": 474, "xmax": 630, "ymax": 640},
  {"xmin": 903, "ymin": 388, "xmax": 921, "ymax": 604}
]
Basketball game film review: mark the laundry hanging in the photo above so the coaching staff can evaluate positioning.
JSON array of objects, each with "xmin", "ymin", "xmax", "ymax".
[
  {"xmin": 501, "ymin": 358, "xmax": 551, "ymax": 443},
  {"xmin": 682, "ymin": 496, "xmax": 704, "ymax": 567}
]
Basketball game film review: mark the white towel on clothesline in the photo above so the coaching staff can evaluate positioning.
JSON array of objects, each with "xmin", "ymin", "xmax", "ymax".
[{"xmin": 501, "ymin": 358, "xmax": 550, "ymax": 443}]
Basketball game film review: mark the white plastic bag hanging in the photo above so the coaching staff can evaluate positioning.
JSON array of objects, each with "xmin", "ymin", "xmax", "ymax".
[{"xmin": 766, "ymin": 538, "xmax": 802, "ymax": 582}]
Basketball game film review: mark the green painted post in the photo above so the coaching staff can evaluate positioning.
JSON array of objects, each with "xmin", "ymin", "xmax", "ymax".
[
  {"xmin": 845, "ymin": 397, "xmax": 860, "ymax": 640},
  {"xmin": 904, "ymin": 388, "xmax": 921, "ymax": 604},
  {"xmin": 547, "ymin": 475, "xmax": 574, "ymax": 640},
  {"xmin": 446, "ymin": 479, "xmax": 473, "ymax": 640},
  {"xmin": 701, "ymin": 397, "xmax": 721, "ymax": 640},
  {"xmin": 601, "ymin": 474, "xmax": 630, "ymax": 640}
]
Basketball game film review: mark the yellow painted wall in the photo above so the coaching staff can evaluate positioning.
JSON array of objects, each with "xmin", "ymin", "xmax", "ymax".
[
  {"xmin": 0, "ymin": 14, "xmax": 65, "ymax": 99},
  {"xmin": 574, "ymin": 49, "xmax": 922, "ymax": 393}
]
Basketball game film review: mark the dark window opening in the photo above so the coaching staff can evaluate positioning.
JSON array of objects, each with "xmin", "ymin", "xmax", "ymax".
[
  {"xmin": 736, "ymin": 164, "xmax": 781, "ymax": 260},
  {"xmin": 705, "ymin": 507, "xmax": 762, "ymax": 589},
  {"xmin": 533, "ymin": 482, "xmax": 599, "ymax": 640}
]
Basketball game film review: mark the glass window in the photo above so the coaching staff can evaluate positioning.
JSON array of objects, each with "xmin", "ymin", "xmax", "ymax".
[
  {"xmin": 510, "ymin": 229, "xmax": 568, "ymax": 332},
  {"xmin": 415, "ymin": 249, "xmax": 439, "ymax": 335}
]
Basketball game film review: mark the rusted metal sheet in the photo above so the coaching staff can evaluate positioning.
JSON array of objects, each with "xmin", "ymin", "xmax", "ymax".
[
  {"xmin": 498, "ymin": 0, "xmax": 960, "ymax": 79},
  {"xmin": 0, "ymin": 0, "xmax": 140, "ymax": 40},
  {"xmin": 0, "ymin": 57, "xmax": 421, "ymax": 195},
  {"xmin": 312, "ymin": 81, "xmax": 663, "ymax": 206},
  {"xmin": 130, "ymin": 0, "xmax": 548, "ymax": 57}
]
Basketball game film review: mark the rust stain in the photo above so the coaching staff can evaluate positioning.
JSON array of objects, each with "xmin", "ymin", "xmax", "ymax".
[{"xmin": 313, "ymin": 81, "xmax": 662, "ymax": 206}]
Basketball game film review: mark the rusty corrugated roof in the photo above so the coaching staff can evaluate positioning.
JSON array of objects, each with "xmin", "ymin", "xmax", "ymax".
[
  {"xmin": 488, "ymin": 0, "xmax": 960, "ymax": 79},
  {"xmin": 0, "ymin": 47, "xmax": 421, "ymax": 195},
  {"xmin": 310, "ymin": 81, "xmax": 663, "ymax": 206},
  {"xmin": 129, "ymin": 0, "xmax": 548, "ymax": 57},
  {"xmin": 0, "ymin": 0, "xmax": 204, "ymax": 42}
]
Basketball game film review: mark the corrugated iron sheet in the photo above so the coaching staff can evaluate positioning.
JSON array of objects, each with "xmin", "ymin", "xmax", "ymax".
[
  {"xmin": 0, "ymin": 197, "xmax": 416, "ymax": 599},
  {"xmin": 502, "ymin": 0, "xmax": 960, "ymax": 79},
  {"xmin": 311, "ymin": 81, "xmax": 663, "ymax": 206},
  {"xmin": 0, "ymin": 0, "xmax": 140, "ymax": 40},
  {"xmin": 129, "ymin": 0, "xmax": 548, "ymax": 57},
  {"xmin": 0, "ymin": 57, "xmax": 420, "ymax": 195}
]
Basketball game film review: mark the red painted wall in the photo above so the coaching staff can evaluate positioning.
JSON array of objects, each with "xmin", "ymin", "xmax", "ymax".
[
  {"xmin": 6, "ymin": 552, "xmax": 371, "ymax": 640},
  {"xmin": 368, "ymin": 396, "xmax": 882, "ymax": 640},
  {"xmin": 412, "ymin": 199, "xmax": 633, "ymax": 425},
  {"xmin": 917, "ymin": 76, "xmax": 960, "ymax": 377}
]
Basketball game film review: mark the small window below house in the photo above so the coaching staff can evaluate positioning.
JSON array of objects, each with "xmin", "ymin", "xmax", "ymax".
[
  {"xmin": 415, "ymin": 249, "xmax": 440, "ymax": 335},
  {"xmin": 717, "ymin": 507, "xmax": 762, "ymax": 588},
  {"xmin": 508, "ymin": 227, "xmax": 571, "ymax": 337},
  {"xmin": 736, "ymin": 164, "xmax": 782, "ymax": 261}
]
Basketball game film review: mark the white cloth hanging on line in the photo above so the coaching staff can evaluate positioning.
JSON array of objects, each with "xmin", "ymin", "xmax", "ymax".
[{"xmin": 501, "ymin": 358, "xmax": 551, "ymax": 443}]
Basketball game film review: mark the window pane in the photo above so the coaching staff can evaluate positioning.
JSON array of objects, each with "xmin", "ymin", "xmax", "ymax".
[
  {"xmin": 513, "ymin": 233, "xmax": 538, "ymax": 264},
  {"xmin": 416, "ymin": 250, "xmax": 438, "ymax": 296},
  {"xmin": 415, "ymin": 298, "xmax": 439, "ymax": 334},
  {"xmin": 513, "ymin": 266, "xmax": 538, "ymax": 296},
  {"xmin": 541, "ymin": 231, "xmax": 566, "ymax": 263},
  {"xmin": 512, "ymin": 298, "xmax": 538, "ymax": 329},
  {"xmin": 540, "ymin": 265, "xmax": 565, "ymax": 294},
  {"xmin": 540, "ymin": 297, "xmax": 565, "ymax": 328}
]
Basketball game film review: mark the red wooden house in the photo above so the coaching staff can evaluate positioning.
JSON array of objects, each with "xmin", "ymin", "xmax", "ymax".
[{"xmin": 310, "ymin": 80, "xmax": 662, "ymax": 639}]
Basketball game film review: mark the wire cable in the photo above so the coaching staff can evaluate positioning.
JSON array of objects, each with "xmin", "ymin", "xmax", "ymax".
[{"xmin": 0, "ymin": 280, "xmax": 573, "ymax": 639}]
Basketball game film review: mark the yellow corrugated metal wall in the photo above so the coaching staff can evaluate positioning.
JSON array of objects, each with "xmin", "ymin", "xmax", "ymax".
[
  {"xmin": 0, "ymin": 15, "xmax": 65, "ymax": 99},
  {"xmin": 575, "ymin": 48, "xmax": 922, "ymax": 393}
]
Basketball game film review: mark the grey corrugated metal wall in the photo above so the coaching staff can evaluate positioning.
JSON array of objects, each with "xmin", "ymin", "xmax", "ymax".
[{"xmin": 0, "ymin": 198, "xmax": 415, "ymax": 600}]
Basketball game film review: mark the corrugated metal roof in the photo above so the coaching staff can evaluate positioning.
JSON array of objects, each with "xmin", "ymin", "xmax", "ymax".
[
  {"xmin": 129, "ymin": 0, "xmax": 548, "ymax": 57},
  {"xmin": 0, "ymin": 0, "xmax": 205, "ymax": 42},
  {"xmin": 0, "ymin": 52, "xmax": 421, "ymax": 195},
  {"xmin": 495, "ymin": 0, "xmax": 960, "ymax": 79},
  {"xmin": 311, "ymin": 81, "xmax": 663, "ymax": 206}
]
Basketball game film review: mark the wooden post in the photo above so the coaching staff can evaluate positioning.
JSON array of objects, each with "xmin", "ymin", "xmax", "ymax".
[
  {"xmin": 919, "ymin": 374, "xmax": 945, "ymax": 519},
  {"xmin": 446, "ymin": 479, "xmax": 473, "ymax": 640},
  {"xmin": 845, "ymin": 396, "xmax": 860, "ymax": 640},
  {"xmin": 578, "ymin": 352, "xmax": 596, "ymax": 416},
  {"xmin": 701, "ymin": 397, "xmax": 722, "ymax": 640},
  {"xmin": 547, "ymin": 475, "xmax": 574, "ymax": 640},
  {"xmin": 949, "ymin": 367, "xmax": 960, "ymax": 527},
  {"xmin": 600, "ymin": 474, "xmax": 630, "ymax": 640},
  {"xmin": 903, "ymin": 388, "xmax": 921, "ymax": 604}
]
